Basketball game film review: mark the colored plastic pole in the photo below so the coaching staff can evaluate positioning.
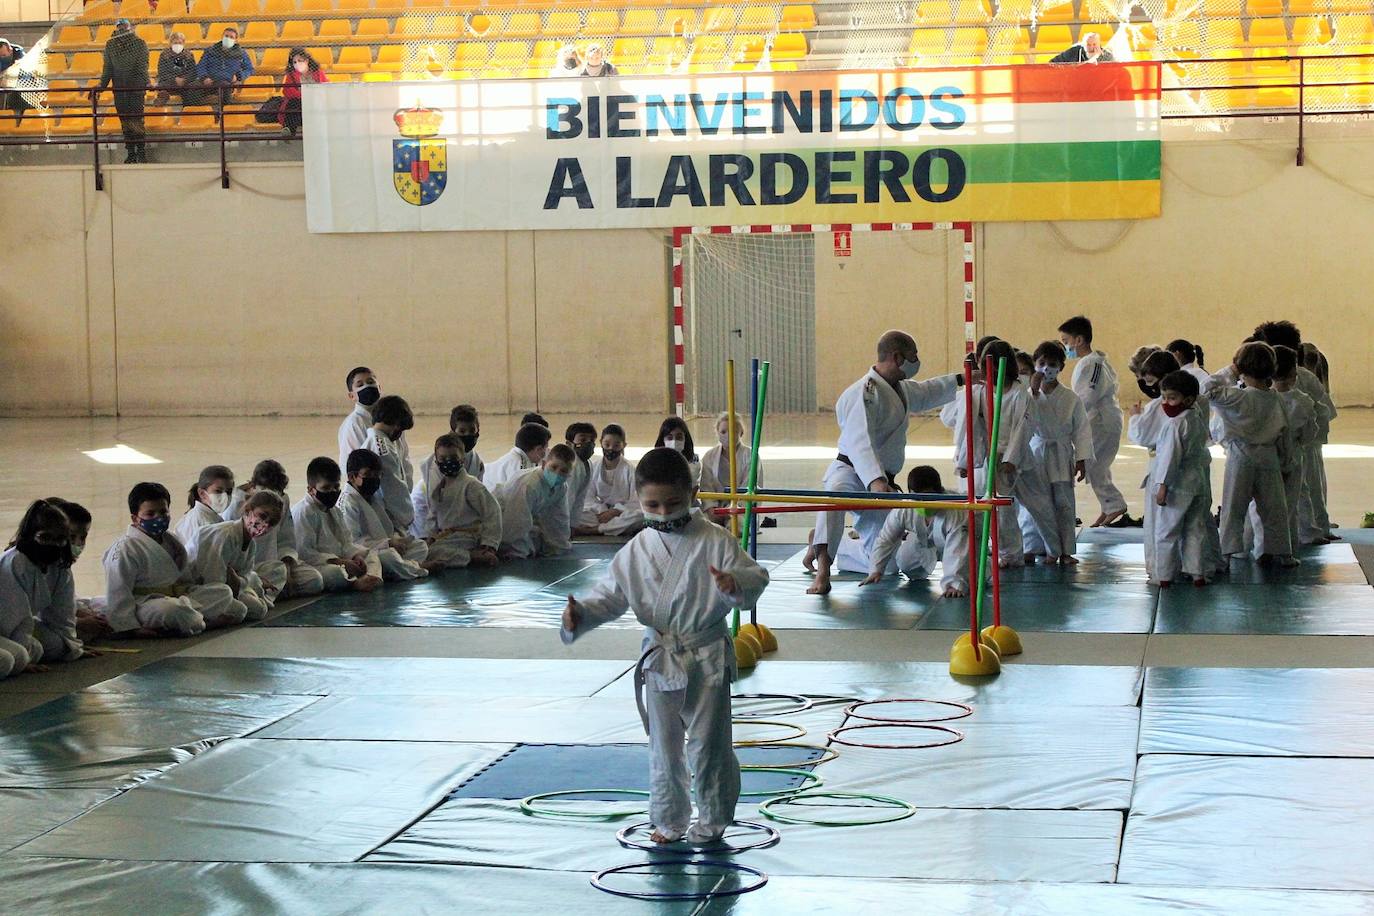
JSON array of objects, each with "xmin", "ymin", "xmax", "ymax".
[
  {"xmin": 741, "ymin": 358, "xmax": 759, "ymax": 556},
  {"xmin": 697, "ymin": 492, "xmax": 1001, "ymax": 512},
  {"xmin": 964, "ymin": 359, "xmax": 981, "ymax": 661},
  {"xmin": 744, "ymin": 361, "xmax": 769, "ymax": 626},
  {"xmin": 987, "ymin": 357, "xmax": 1007, "ymax": 629},
  {"xmin": 974, "ymin": 357, "xmax": 1007, "ymax": 633},
  {"xmin": 726, "ymin": 359, "xmax": 740, "ymax": 637}
]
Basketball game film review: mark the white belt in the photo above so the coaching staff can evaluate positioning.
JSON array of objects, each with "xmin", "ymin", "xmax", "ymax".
[{"xmin": 633, "ymin": 624, "xmax": 730, "ymax": 733}]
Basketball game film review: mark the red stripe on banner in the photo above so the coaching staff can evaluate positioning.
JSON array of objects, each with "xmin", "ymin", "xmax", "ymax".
[
  {"xmin": 673, "ymin": 305, "xmax": 684, "ymax": 324},
  {"xmin": 792, "ymin": 224, "xmax": 812, "ymax": 232},
  {"xmin": 710, "ymin": 225, "xmax": 732, "ymax": 234},
  {"xmin": 750, "ymin": 224, "xmax": 773, "ymax": 233},
  {"xmin": 672, "ymin": 264, "xmax": 682, "ymax": 285},
  {"xmin": 1010, "ymin": 61, "xmax": 1161, "ymax": 105},
  {"xmin": 831, "ymin": 223, "xmax": 852, "ymax": 233},
  {"xmin": 674, "ymin": 383, "xmax": 685, "ymax": 400},
  {"xmin": 964, "ymin": 262, "xmax": 974, "ymax": 282},
  {"xmin": 913, "ymin": 222, "xmax": 934, "ymax": 231},
  {"xmin": 674, "ymin": 344, "xmax": 684, "ymax": 363},
  {"xmin": 871, "ymin": 222, "xmax": 894, "ymax": 231},
  {"xmin": 672, "ymin": 227, "xmax": 687, "ymax": 247}
]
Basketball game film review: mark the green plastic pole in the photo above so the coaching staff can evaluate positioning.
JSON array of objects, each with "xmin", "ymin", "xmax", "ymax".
[
  {"xmin": 742, "ymin": 361, "xmax": 770, "ymax": 626},
  {"xmin": 973, "ymin": 357, "xmax": 1007, "ymax": 632}
]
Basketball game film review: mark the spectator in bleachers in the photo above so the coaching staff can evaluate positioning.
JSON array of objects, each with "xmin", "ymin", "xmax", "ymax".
[
  {"xmin": 97, "ymin": 20, "xmax": 150, "ymax": 164},
  {"xmin": 548, "ymin": 44, "xmax": 581, "ymax": 78},
  {"xmin": 154, "ymin": 31, "xmax": 197, "ymax": 107},
  {"xmin": 279, "ymin": 48, "xmax": 327, "ymax": 138},
  {"xmin": 579, "ymin": 44, "xmax": 618, "ymax": 77},
  {"xmin": 1049, "ymin": 31, "xmax": 1113, "ymax": 65},
  {"xmin": 0, "ymin": 38, "xmax": 32, "ymax": 124},
  {"xmin": 195, "ymin": 26, "xmax": 254, "ymax": 116}
]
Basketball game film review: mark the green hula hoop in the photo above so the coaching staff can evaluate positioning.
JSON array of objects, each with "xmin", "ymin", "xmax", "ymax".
[
  {"xmin": 520, "ymin": 788, "xmax": 651, "ymax": 820},
  {"xmin": 737, "ymin": 767, "xmax": 824, "ymax": 798},
  {"xmin": 758, "ymin": 791, "xmax": 917, "ymax": 827}
]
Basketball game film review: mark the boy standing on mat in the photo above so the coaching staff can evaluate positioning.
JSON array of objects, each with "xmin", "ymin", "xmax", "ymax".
[{"xmin": 561, "ymin": 448, "xmax": 769, "ymax": 845}]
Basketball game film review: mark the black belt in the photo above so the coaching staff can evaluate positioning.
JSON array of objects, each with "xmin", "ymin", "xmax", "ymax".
[{"xmin": 836, "ymin": 455, "xmax": 899, "ymax": 489}]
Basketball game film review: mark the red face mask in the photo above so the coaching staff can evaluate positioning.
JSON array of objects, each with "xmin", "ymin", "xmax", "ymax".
[{"xmin": 1161, "ymin": 401, "xmax": 1188, "ymax": 418}]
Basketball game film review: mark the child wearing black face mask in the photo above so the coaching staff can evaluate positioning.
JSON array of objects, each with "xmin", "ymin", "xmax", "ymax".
[
  {"xmin": 292, "ymin": 457, "xmax": 382, "ymax": 593},
  {"xmin": 339, "ymin": 365, "xmax": 385, "ymax": 467},
  {"xmin": 572, "ymin": 424, "xmax": 644, "ymax": 538},
  {"xmin": 0, "ymin": 500, "xmax": 77, "ymax": 675},
  {"xmin": 565, "ymin": 421, "xmax": 598, "ymax": 526},
  {"xmin": 449, "ymin": 404, "xmax": 485, "ymax": 480},
  {"xmin": 339, "ymin": 449, "xmax": 436, "ymax": 579},
  {"xmin": 410, "ymin": 434, "xmax": 503, "ymax": 568},
  {"xmin": 365, "ymin": 395, "xmax": 418, "ymax": 536}
]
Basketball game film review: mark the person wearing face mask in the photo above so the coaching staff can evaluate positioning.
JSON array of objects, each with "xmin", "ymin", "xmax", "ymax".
[
  {"xmin": 699, "ymin": 412, "xmax": 752, "ymax": 524},
  {"xmin": 1049, "ymin": 30, "xmax": 1114, "ymax": 65},
  {"xmin": 43, "ymin": 498, "xmax": 107, "ymax": 649},
  {"xmin": 1011, "ymin": 350, "xmax": 1048, "ymax": 562},
  {"xmin": 195, "ymin": 27, "xmax": 254, "ymax": 118},
  {"xmin": 185, "ymin": 491, "xmax": 285, "ymax": 621},
  {"xmin": 805, "ymin": 330, "xmax": 969, "ymax": 596},
  {"xmin": 97, "ymin": 19, "xmax": 150, "ymax": 164},
  {"xmin": 1021, "ymin": 341, "xmax": 1094, "ymax": 566},
  {"xmin": 97, "ymin": 482, "xmax": 244, "ymax": 637},
  {"xmin": 579, "ymin": 43, "xmax": 619, "ymax": 77},
  {"xmin": 279, "ymin": 47, "xmax": 327, "ymax": 138},
  {"xmin": 492, "ymin": 443, "xmax": 576, "ymax": 559},
  {"xmin": 363, "ymin": 395, "xmax": 418, "ymax": 535},
  {"xmin": 1143, "ymin": 371, "xmax": 1213, "ymax": 587},
  {"xmin": 563, "ymin": 421, "xmax": 598, "ymax": 525},
  {"xmin": 447, "ymin": 404, "xmax": 485, "ymax": 479},
  {"xmin": 175, "ymin": 465, "xmax": 236, "ymax": 546},
  {"xmin": 547, "ymin": 44, "xmax": 581, "ymax": 78},
  {"xmin": 561, "ymin": 448, "xmax": 769, "ymax": 846},
  {"xmin": 573, "ymin": 424, "xmax": 644, "ymax": 538},
  {"xmin": 0, "ymin": 500, "xmax": 78, "ymax": 675},
  {"xmin": 154, "ymin": 31, "xmax": 197, "ymax": 106},
  {"xmin": 654, "ymin": 417, "xmax": 701, "ymax": 490},
  {"xmin": 292, "ymin": 457, "xmax": 383, "ymax": 593},
  {"xmin": 338, "ymin": 449, "xmax": 434, "ymax": 579},
  {"xmin": 225, "ymin": 459, "xmax": 324, "ymax": 600},
  {"xmin": 410, "ymin": 434, "xmax": 503, "ymax": 568},
  {"xmin": 340, "ymin": 366, "xmax": 400, "ymax": 468},
  {"xmin": 1058, "ymin": 316, "xmax": 1129, "ymax": 529},
  {"xmin": 486, "ymin": 422, "xmax": 553, "ymax": 489}
]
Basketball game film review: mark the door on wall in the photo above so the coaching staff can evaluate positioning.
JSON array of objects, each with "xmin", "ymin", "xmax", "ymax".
[{"xmin": 684, "ymin": 232, "xmax": 817, "ymax": 415}]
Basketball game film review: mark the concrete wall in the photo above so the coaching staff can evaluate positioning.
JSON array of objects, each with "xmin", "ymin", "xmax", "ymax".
[{"xmin": 2, "ymin": 135, "xmax": 1371, "ymax": 417}]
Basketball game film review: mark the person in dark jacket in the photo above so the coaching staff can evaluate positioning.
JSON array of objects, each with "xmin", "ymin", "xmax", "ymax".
[
  {"xmin": 97, "ymin": 20, "xmax": 150, "ymax": 163},
  {"xmin": 0, "ymin": 38, "xmax": 32, "ymax": 123},
  {"xmin": 154, "ymin": 31, "xmax": 197, "ymax": 106},
  {"xmin": 1049, "ymin": 31, "xmax": 1114, "ymax": 65},
  {"xmin": 195, "ymin": 26, "xmax": 254, "ymax": 116}
]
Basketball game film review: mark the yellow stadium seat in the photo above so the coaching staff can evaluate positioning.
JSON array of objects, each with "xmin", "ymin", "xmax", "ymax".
[
  {"xmin": 79, "ymin": 1, "xmax": 114, "ymax": 22},
  {"xmin": 114, "ymin": 0, "xmax": 153, "ymax": 19},
  {"xmin": 225, "ymin": 0, "xmax": 264, "ymax": 16},
  {"xmin": 612, "ymin": 37, "xmax": 648, "ymax": 63},
  {"xmin": 467, "ymin": 13, "xmax": 495, "ymax": 36},
  {"xmin": 910, "ymin": 26, "xmax": 950, "ymax": 59},
  {"xmin": 337, "ymin": 0, "xmax": 371, "ymax": 11},
  {"xmin": 88, "ymin": 25, "xmax": 116, "ymax": 48},
  {"xmin": 135, "ymin": 24, "xmax": 166, "ymax": 45},
  {"xmin": 740, "ymin": 5, "xmax": 777, "ymax": 31},
  {"xmin": 1247, "ymin": 18, "xmax": 1288, "ymax": 45},
  {"xmin": 950, "ymin": 25, "xmax": 988, "ymax": 54},
  {"xmin": 944, "ymin": 0, "xmax": 993, "ymax": 23},
  {"xmin": 52, "ymin": 26, "xmax": 91, "ymax": 51},
  {"xmin": 701, "ymin": 7, "xmax": 739, "ymax": 32},
  {"xmin": 1036, "ymin": 0, "xmax": 1074, "ymax": 23},
  {"xmin": 362, "ymin": 72, "xmax": 393, "ymax": 81},
  {"xmin": 354, "ymin": 18, "xmax": 389, "ymax": 39},
  {"xmin": 143, "ymin": 108, "xmax": 177, "ymax": 133},
  {"xmin": 781, "ymin": 5, "xmax": 817, "ymax": 29},
  {"xmin": 238, "ymin": 75, "xmax": 275, "ymax": 99},
  {"xmin": 280, "ymin": 20, "xmax": 317, "ymax": 41},
  {"xmin": 691, "ymin": 33, "xmax": 727, "ymax": 62},
  {"xmin": 1286, "ymin": 0, "xmax": 1325, "ymax": 10},
  {"xmin": 424, "ymin": 15, "xmax": 465, "ymax": 38},
  {"xmin": 168, "ymin": 23, "xmax": 204, "ymax": 44},
  {"xmin": 543, "ymin": 11, "xmax": 581, "ymax": 36},
  {"xmin": 504, "ymin": 13, "xmax": 541, "ymax": 37},
  {"xmin": 985, "ymin": 23, "xmax": 1032, "ymax": 62},
  {"xmin": 493, "ymin": 40, "xmax": 530, "ymax": 63},
  {"xmin": 993, "ymin": 0, "xmax": 1032, "ymax": 21},
  {"xmin": 664, "ymin": 8, "xmax": 699, "ymax": 36},
  {"xmin": 585, "ymin": 11, "xmax": 619, "ymax": 35},
  {"xmin": 316, "ymin": 19, "xmax": 352, "ymax": 42},
  {"xmin": 621, "ymin": 10, "xmax": 660, "ymax": 35},
  {"xmin": 1248, "ymin": 0, "xmax": 1284, "ymax": 15},
  {"xmin": 221, "ymin": 112, "xmax": 265, "ymax": 132},
  {"xmin": 308, "ymin": 46, "xmax": 334, "ymax": 65},
  {"xmin": 285, "ymin": 0, "xmax": 320, "ymax": 12},
  {"xmin": 204, "ymin": 23, "xmax": 244, "ymax": 44},
  {"xmin": 1291, "ymin": 16, "xmax": 1334, "ymax": 46},
  {"xmin": 171, "ymin": 113, "xmax": 218, "ymax": 133},
  {"xmin": 1207, "ymin": 0, "xmax": 1244, "ymax": 14},
  {"xmin": 374, "ymin": 45, "xmax": 405, "ymax": 70},
  {"xmin": 1210, "ymin": 19, "xmax": 1246, "ymax": 49},
  {"xmin": 242, "ymin": 21, "xmax": 278, "ymax": 44},
  {"xmin": 260, "ymin": 47, "xmax": 290, "ymax": 71},
  {"xmin": 1125, "ymin": 22, "xmax": 1157, "ymax": 55},
  {"xmin": 47, "ymin": 80, "xmax": 84, "ymax": 108},
  {"xmin": 1034, "ymin": 24, "xmax": 1073, "ymax": 54},
  {"xmin": 1330, "ymin": 14, "xmax": 1374, "ymax": 45},
  {"xmin": 453, "ymin": 42, "xmax": 489, "ymax": 67},
  {"xmin": 66, "ymin": 53, "xmax": 103, "ymax": 77},
  {"xmin": 0, "ymin": 110, "xmax": 52, "ymax": 137},
  {"xmin": 772, "ymin": 32, "xmax": 807, "ymax": 59},
  {"xmin": 374, "ymin": 0, "xmax": 406, "ymax": 10},
  {"xmin": 335, "ymin": 46, "xmax": 374, "ymax": 71}
]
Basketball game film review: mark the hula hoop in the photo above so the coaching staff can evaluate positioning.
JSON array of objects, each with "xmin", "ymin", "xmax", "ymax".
[
  {"xmin": 732, "ymin": 718, "xmax": 806, "ymax": 746},
  {"xmin": 759, "ymin": 791, "xmax": 917, "ymax": 827},
  {"xmin": 739, "ymin": 742, "xmax": 840, "ymax": 769},
  {"xmin": 845, "ymin": 698, "xmax": 974, "ymax": 724},
  {"xmin": 520, "ymin": 788, "xmax": 650, "ymax": 820},
  {"xmin": 591, "ymin": 859, "xmax": 768, "ymax": 901},
  {"xmin": 828, "ymin": 722, "xmax": 965, "ymax": 750},
  {"xmin": 737, "ymin": 766, "xmax": 823, "ymax": 798},
  {"xmin": 731, "ymin": 692, "xmax": 814, "ymax": 718},
  {"xmin": 615, "ymin": 820, "xmax": 781, "ymax": 854}
]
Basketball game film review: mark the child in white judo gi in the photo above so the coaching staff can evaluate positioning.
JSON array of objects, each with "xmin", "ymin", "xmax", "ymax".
[
  {"xmin": 338, "ymin": 366, "xmax": 412, "ymax": 473},
  {"xmin": 339, "ymin": 449, "xmax": 434, "ymax": 580},
  {"xmin": 0, "ymin": 500, "xmax": 83, "ymax": 675},
  {"xmin": 186, "ymin": 491, "xmax": 284, "ymax": 621},
  {"xmin": 485, "ymin": 422, "xmax": 553, "ymax": 489},
  {"xmin": 1245, "ymin": 345, "xmax": 1318, "ymax": 558},
  {"xmin": 99, "ymin": 482, "xmax": 244, "ymax": 637},
  {"xmin": 699, "ymin": 413, "xmax": 754, "ymax": 524},
  {"xmin": 292, "ymin": 458, "xmax": 383, "ymax": 592},
  {"xmin": 564, "ymin": 421, "xmax": 598, "ymax": 522},
  {"xmin": 1205, "ymin": 342, "xmax": 1296, "ymax": 567},
  {"xmin": 574, "ymin": 424, "xmax": 644, "ymax": 538},
  {"xmin": 1021, "ymin": 341, "xmax": 1094, "ymax": 564},
  {"xmin": 449, "ymin": 404, "xmax": 485, "ymax": 480},
  {"xmin": 493, "ymin": 443, "xmax": 575, "ymax": 559},
  {"xmin": 225, "ymin": 459, "xmax": 323, "ymax": 600},
  {"xmin": 174, "ymin": 465, "xmax": 235, "ymax": 545},
  {"xmin": 1143, "ymin": 371, "xmax": 1214, "ymax": 587},
  {"xmin": 859, "ymin": 466, "xmax": 972, "ymax": 597},
  {"xmin": 1058, "ymin": 315, "xmax": 1130, "ymax": 528},
  {"xmin": 655, "ymin": 416, "xmax": 702, "ymax": 488},
  {"xmin": 1013, "ymin": 350, "xmax": 1047, "ymax": 563},
  {"xmin": 410, "ymin": 434, "xmax": 503, "ymax": 568},
  {"xmin": 561, "ymin": 448, "xmax": 770, "ymax": 845},
  {"xmin": 363, "ymin": 395, "xmax": 418, "ymax": 539}
]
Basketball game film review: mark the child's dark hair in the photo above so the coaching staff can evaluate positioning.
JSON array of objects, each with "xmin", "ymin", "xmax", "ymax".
[
  {"xmin": 1273, "ymin": 344, "xmax": 1299, "ymax": 380},
  {"xmin": 1015, "ymin": 350, "xmax": 1034, "ymax": 372},
  {"xmin": 346, "ymin": 448, "xmax": 381, "ymax": 476},
  {"xmin": 520, "ymin": 412, "xmax": 550, "ymax": 429},
  {"xmin": 127, "ymin": 482, "xmax": 171, "ymax": 515},
  {"xmin": 1166, "ymin": 338, "xmax": 1197, "ymax": 365},
  {"xmin": 187, "ymin": 464, "xmax": 234, "ymax": 509},
  {"xmin": 515, "ymin": 422, "xmax": 553, "ymax": 453},
  {"xmin": 906, "ymin": 465, "xmax": 943, "ymax": 494},
  {"xmin": 449, "ymin": 404, "xmax": 478, "ymax": 430},
  {"xmin": 248, "ymin": 459, "xmax": 289, "ymax": 494},
  {"xmin": 601, "ymin": 423, "xmax": 627, "ymax": 441},
  {"xmin": 1253, "ymin": 321, "xmax": 1302, "ymax": 351},
  {"xmin": 306, "ymin": 457, "xmax": 341, "ymax": 487},
  {"xmin": 1160, "ymin": 370, "xmax": 1200, "ymax": 400},
  {"xmin": 1141, "ymin": 350, "xmax": 1181, "ymax": 381},
  {"xmin": 654, "ymin": 416, "xmax": 696, "ymax": 461},
  {"xmin": 980, "ymin": 340, "xmax": 1017, "ymax": 374},
  {"xmin": 45, "ymin": 497, "xmax": 92, "ymax": 527},
  {"xmin": 1057, "ymin": 315, "xmax": 1093, "ymax": 342},
  {"xmin": 634, "ymin": 447, "xmax": 693, "ymax": 491},
  {"xmin": 345, "ymin": 366, "xmax": 372, "ymax": 391},
  {"xmin": 1234, "ymin": 341, "xmax": 1277, "ymax": 381},
  {"xmin": 10, "ymin": 499, "xmax": 72, "ymax": 551},
  {"xmin": 371, "ymin": 395, "xmax": 413, "ymax": 431},
  {"xmin": 243, "ymin": 490, "xmax": 285, "ymax": 524},
  {"xmin": 975, "ymin": 335, "xmax": 1001, "ymax": 360},
  {"xmin": 548, "ymin": 443, "xmax": 576, "ymax": 465},
  {"xmin": 434, "ymin": 432, "xmax": 466, "ymax": 454},
  {"xmin": 566, "ymin": 421, "xmax": 597, "ymax": 442},
  {"xmin": 1300, "ymin": 343, "xmax": 1329, "ymax": 390},
  {"xmin": 1033, "ymin": 340, "xmax": 1067, "ymax": 365}
]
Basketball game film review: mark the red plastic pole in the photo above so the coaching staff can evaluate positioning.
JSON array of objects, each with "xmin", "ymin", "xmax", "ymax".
[
  {"xmin": 985, "ymin": 356, "xmax": 1003, "ymax": 630},
  {"xmin": 964, "ymin": 358, "xmax": 979, "ymax": 661}
]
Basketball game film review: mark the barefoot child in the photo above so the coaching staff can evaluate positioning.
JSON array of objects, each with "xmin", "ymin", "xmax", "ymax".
[
  {"xmin": 1022, "ymin": 341, "xmax": 1094, "ymax": 565},
  {"xmin": 186, "ymin": 491, "xmax": 285, "ymax": 620},
  {"xmin": 859, "ymin": 466, "xmax": 972, "ymax": 597},
  {"xmin": 561, "ymin": 448, "xmax": 769, "ymax": 845},
  {"xmin": 292, "ymin": 458, "xmax": 384, "ymax": 593},
  {"xmin": 1146, "ymin": 371, "xmax": 1215, "ymax": 587},
  {"xmin": 410, "ymin": 434, "xmax": 503, "ymax": 568}
]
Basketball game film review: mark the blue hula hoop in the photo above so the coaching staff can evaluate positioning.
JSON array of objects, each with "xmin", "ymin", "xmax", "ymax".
[{"xmin": 591, "ymin": 858, "xmax": 768, "ymax": 901}]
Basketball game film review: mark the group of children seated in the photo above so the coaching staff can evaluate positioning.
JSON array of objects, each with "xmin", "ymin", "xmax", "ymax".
[{"xmin": 855, "ymin": 316, "xmax": 1336, "ymax": 598}]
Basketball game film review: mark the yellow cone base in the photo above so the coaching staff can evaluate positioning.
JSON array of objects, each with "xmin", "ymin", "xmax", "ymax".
[
  {"xmin": 737, "ymin": 623, "xmax": 777, "ymax": 654},
  {"xmin": 949, "ymin": 640, "xmax": 1001, "ymax": 676},
  {"xmin": 952, "ymin": 631, "xmax": 1001, "ymax": 655},
  {"xmin": 734, "ymin": 636, "xmax": 759, "ymax": 670},
  {"xmin": 736, "ymin": 630, "xmax": 763, "ymax": 658},
  {"xmin": 982, "ymin": 625, "xmax": 1022, "ymax": 657}
]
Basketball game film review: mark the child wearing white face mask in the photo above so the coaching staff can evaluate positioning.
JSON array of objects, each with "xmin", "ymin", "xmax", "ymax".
[
  {"xmin": 175, "ymin": 465, "xmax": 236, "ymax": 547},
  {"xmin": 655, "ymin": 417, "xmax": 701, "ymax": 489},
  {"xmin": 699, "ymin": 413, "xmax": 753, "ymax": 524},
  {"xmin": 1021, "ymin": 341, "xmax": 1094, "ymax": 564}
]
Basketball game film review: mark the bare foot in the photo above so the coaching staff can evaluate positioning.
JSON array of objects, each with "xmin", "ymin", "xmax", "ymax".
[
  {"xmin": 421, "ymin": 560, "xmax": 445, "ymax": 575},
  {"xmin": 943, "ymin": 585, "xmax": 966, "ymax": 598},
  {"xmin": 998, "ymin": 556, "xmax": 1016, "ymax": 569},
  {"xmin": 1023, "ymin": 552, "xmax": 1040, "ymax": 565},
  {"xmin": 1089, "ymin": 513, "xmax": 1108, "ymax": 528},
  {"xmin": 23, "ymin": 663, "xmax": 50, "ymax": 673},
  {"xmin": 1158, "ymin": 580, "xmax": 1172, "ymax": 588},
  {"xmin": 1061, "ymin": 555, "xmax": 1079, "ymax": 566},
  {"xmin": 802, "ymin": 528, "xmax": 817, "ymax": 571},
  {"xmin": 1098, "ymin": 509, "xmax": 1125, "ymax": 528},
  {"xmin": 806, "ymin": 571, "xmax": 832, "ymax": 595},
  {"xmin": 352, "ymin": 575, "xmax": 382, "ymax": 593},
  {"xmin": 650, "ymin": 829, "xmax": 679, "ymax": 844}
]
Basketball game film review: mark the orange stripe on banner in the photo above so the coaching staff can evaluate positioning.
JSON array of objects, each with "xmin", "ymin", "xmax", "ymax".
[{"xmin": 1010, "ymin": 62, "xmax": 1161, "ymax": 105}]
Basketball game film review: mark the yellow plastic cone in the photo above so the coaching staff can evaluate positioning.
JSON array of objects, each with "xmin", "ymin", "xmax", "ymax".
[
  {"xmin": 949, "ymin": 639, "xmax": 1001, "ymax": 676},
  {"xmin": 982, "ymin": 625, "xmax": 1022, "ymax": 657},
  {"xmin": 734, "ymin": 635, "xmax": 759, "ymax": 670}
]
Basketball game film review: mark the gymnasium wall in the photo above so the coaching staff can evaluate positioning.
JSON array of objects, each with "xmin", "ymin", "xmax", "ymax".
[{"xmin": 2, "ymin": 133, "xmax": 1372, "ymax": 417}]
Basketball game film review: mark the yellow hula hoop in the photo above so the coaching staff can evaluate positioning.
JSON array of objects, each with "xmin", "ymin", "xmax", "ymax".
[
  {"xmin": 732, "ymin": 719, "xmax": 806, "ymax": 746},
  {"xmin": 739, "ymin": 742, "xmax": 840, "ymax": 769}
]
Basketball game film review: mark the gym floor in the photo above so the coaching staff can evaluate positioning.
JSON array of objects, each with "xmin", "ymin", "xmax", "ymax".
[{"xmin": 1, "ymin": 412, "xmax": 1372, "ymax": 912}]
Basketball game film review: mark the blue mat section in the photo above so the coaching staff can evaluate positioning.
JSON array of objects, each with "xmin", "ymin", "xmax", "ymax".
[{"xmin": 449, "ymin": 742, "xmax": 823, "ymax": 801}]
